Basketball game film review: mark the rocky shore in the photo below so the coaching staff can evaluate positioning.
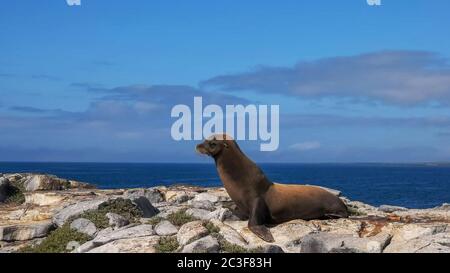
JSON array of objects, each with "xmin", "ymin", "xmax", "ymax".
[{"xmin": 1, "ymin": 173, "xmax": 450, "ymax": 253}]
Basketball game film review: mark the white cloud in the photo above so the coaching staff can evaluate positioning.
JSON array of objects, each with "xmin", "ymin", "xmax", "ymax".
[
  {"xmin": 203, "ymin": 50, "xmax": 450, "ymax": 106},
  {"xmin": 289, "ymin": 141, "xmax": 321, "ymax": 151}
]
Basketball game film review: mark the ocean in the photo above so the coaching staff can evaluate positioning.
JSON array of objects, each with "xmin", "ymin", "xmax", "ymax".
[{"xmin": 1, "ymin": 162, "xmax": 450, "ymax": 209}]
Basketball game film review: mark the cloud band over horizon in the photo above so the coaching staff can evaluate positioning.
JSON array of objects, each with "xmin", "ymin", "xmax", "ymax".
[{"xmin": 2, "ymin": 50, "xmax": 450, "ymax": 163}]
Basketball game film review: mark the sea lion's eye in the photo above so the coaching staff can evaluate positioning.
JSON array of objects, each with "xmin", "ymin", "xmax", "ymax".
[{"xmin": 210, "ymin": 142, "xmax": 217, "ymax": 148}]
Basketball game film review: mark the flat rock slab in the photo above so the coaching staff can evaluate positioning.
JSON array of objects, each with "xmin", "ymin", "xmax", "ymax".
[
  {"xmin": 384, "ymin": 223, "xmax": 449, "ymax": 253},
  {"xmin": 70, "ymin": 218, "xmax": 97, "ymax": 237},
  {"xmin": 24, "ymin": 192, "xmax": 67, "ymax": 206},
  {"xmin": 165, "ymin": 190, "xmax": 194, "ymax": 204},
  {"xmin": 177, "ymin": 221, "xmax": 209, "ymax": 246},
  {"xmin": 124, "ymin": 188, "xmax": 164, "ymax": 204},
  {"xmin": 187, "ymin": 200, "xmax": 215, "ymax": 211},
  {"xmin": 0, "ymin": 221, "xmax": 55, "ymax": 241},
  {"xmin": 23, "ymin": 174, "xmax": 93, "ymax": 192},
  {"xmin": 53, "ymin": 198, "xmax": 108, "ymax": 227},
  {"xmin": 300, "ymin": 232, "xmax": 392, "ymax": 253},
  {"xmin": 106, "ymin": 213, "xmax": 129, "ymax": 229},
  {"xmin": 93, "ymin": 224, "xmax": 155, "ymax": 245},
  {"xmin": 88, "ymin": 236, "xmax": 160, "ymax": 253},
  {"xmin": 182, "ymin": 235, "xmax": 220, "ymax": 253},
  {"xmin": 210, "ymin": 219, "xmax": 248, "ymax": 248},
  {"xmin": 155, "ymin": 220, "xmax": 178, "ymax": 236},
  {"xmin": 186, "ymin": 208, "xmax": 233, "ymax": 221},
  {"xmin": 378, "ymin": 205, "xmax": 408, "ymax": 213},
  {"xmin": 384, "ymin": 232, "xmax": 450, "ymax": 253}
]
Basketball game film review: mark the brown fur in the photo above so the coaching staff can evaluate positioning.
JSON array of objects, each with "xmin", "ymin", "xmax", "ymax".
[{"xmin": 196, "ymin": 134, "xmax": 348, "ymax": 242}]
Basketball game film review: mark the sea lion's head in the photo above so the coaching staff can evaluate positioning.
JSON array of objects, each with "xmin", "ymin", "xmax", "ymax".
[{"xmin": 196, "ymin": 134, "xmax": 234, "ymax": 158}]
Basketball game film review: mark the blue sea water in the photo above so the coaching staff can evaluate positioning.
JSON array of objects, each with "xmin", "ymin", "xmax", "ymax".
[{"xmin": 1, "ymin": 162, "xmax": 450, "ymax": 209}]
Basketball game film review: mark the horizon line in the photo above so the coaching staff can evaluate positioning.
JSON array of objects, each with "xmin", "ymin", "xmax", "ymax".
[{"xmin": 1, "ymin": 161, "xmax": 450, "ymax": 165}]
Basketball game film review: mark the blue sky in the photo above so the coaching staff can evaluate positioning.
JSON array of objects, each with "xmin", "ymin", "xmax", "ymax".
[{"xmin": 1, "ymin": 0, "xmax": 450, "ymax": 162}]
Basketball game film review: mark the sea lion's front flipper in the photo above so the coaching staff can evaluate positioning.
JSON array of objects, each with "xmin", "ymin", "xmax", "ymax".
[{"xmin": 248, "ymin": 197, "xmax": 274, "ymax": 243}]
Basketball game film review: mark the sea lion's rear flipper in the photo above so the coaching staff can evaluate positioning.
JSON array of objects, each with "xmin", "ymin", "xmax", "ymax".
[{"xmin": 248, "ymin": 197, "xmax": 275, "ymax": 243}]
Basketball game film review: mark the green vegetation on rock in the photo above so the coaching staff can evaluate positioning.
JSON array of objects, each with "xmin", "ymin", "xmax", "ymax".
[
  {"xmin": 218, "ymin": 237, "xmax": 263, "ymax": 253},
  {"xmin": 69, "ymin": 198, "xmax": 143, "ymax": 229},
  {"xmin": 146, "ymin": 216, "xmax": 164, "ymax": 226},
  {"xmin": 347, "ymin": 206, "xmax": 367, "ymax": 216},
  {"xmin": 98, "ymin": 198, "xmax": 143, "ymax": 221},
  {"xmin": 167, "ymin": 209, "xmax": 196, "ymax": 226},
  {"xmin": 155, "ymin": 236, "xmax": 179, "ymax": 253},
  {"xmin": 4, "ymin": 180, "xmax": 25, "ymax": 205},
  {"xmin": 203, "ymin": 221, "xmax": 220, "ymax": 235},
  {"xmin": 18, "ymin": 224, "xmax": 91, "ymax": 253},
  {"xmin": 74, "ymin": 210, "xmax": 110, "ymax": 229}
]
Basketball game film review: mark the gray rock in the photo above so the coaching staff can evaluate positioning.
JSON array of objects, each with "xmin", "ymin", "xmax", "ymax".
[
  {"xmin": 262, "ymin": 245, "xmax": 285, "ymax": 253},
  {"xmin": 187, "ymin": 200, "xmax": 215, "ymax": 211},
  {"xmin": 124, "ymin": 188, "xmax": 164, "ymax": 204},
  {"xmin": 182, "ymin": 235, "xmax": 220, "ymax": 253},
  {"xmin": 209, "ymin": 219, "xmax": 248, "ymax": 248},
  {"xmin": 129, "ymin": 196, "xmax": 159, "ymax": 218},
  {"xmin": 70, "ymin": 218, "xmax": 97, "ymax": 237},
  {"xmin": 378, "ymin": 205, "xmax": 408, "ymax": 213},
  {"xmin": 53, "ymin": 198, "xmax": 108, "ymax": 227},
  {"xmin": 0, "ymin": 177, "xmax": 10, "ymax": 203},
  {"xmin": 177, "ymin": 221, "xmax": 209, "ymax": 246},
  {"xmin": 92, "ymin": 227, "xmax": 113, "ymax": 239},
  {"xmin": 88, "ymin": 236, "xmax": 160, "ymax": 253},
  {"xmin": 435, "ymin": 203, "xmax": 450, "ymax": 210},
  {"xmin": 22, "ymin": 174, "xmax": 93, "ymax": 192},
  {"xmin": 93, "ymin": 224, "xmax": 155, "ymax": 245},
  {"xmin": 300, "ymin": 232, "xmax": 392, "ymax": 253},
  {"xmin": 106, "ymin": 213, "xmax": 129, "ymax": 229},
  {"xmin": 66, "ymin": 241, "xmax": 81, "ymax": 251},
  {"xmin": 208, "ymin": 208, "xmax": 233, "ymax": 221},
  {"xmin": 384, "ymin": 224, "xmax": 449, "ymax": 253},
  {"xmin": 185, "ymin": 208, "xmax": 233, "ymax": 221},
  {"xmin": 3, "ymin": 173, "xmax": 24, "ymax": 183},
  {"xmin": 155, "ymin": 220, "xmax": 178, "ymax": 236},
  {"xmin": 193, "ymin": 192, "xmax": 221, "ymax": 203},
  {"xmin": 72, "ymin": 241, "xmax": 96, "ymax": 253},
  {"xmin": 0, "ymin": 221, "xmax": 55, "ymax": 241},
  {"xmin": 23, "ymin": 174, "xmax": 66, "ymax": 191},
  {"xmin": 185, "ymin": 208, "xmax": 212, "ymax": 220},
  {"xmin": 145, "ymin": 188, "xmax": 164, "ymax": 203},
  {"xmin": 165, "ymin": 191, "xmax": 192, "ymax": 203},
  {"xmin": 25, "ymin": 192, "xmax": 67, "ymax": 206},
  {"xmin": 0, "ymin": 238, "xmax": 44, "ymax": 253},
  {"xmin": 268, "ymin": 219, "xmax": 316, "ymax": 250},
  {"xmin": 385, "ymin": 232, "xmax": 450, "ymax": 253}
]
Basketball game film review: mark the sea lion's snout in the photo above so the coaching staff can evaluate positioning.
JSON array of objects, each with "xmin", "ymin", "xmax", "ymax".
[{"xmin": 196, "ymin": 143, "xmax": 208, "ymax": 155}]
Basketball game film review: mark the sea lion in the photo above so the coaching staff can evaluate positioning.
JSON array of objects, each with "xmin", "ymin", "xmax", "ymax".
[{"xmin": 196, "ymin": 134, "xmax": 348, "ymax": 242}]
